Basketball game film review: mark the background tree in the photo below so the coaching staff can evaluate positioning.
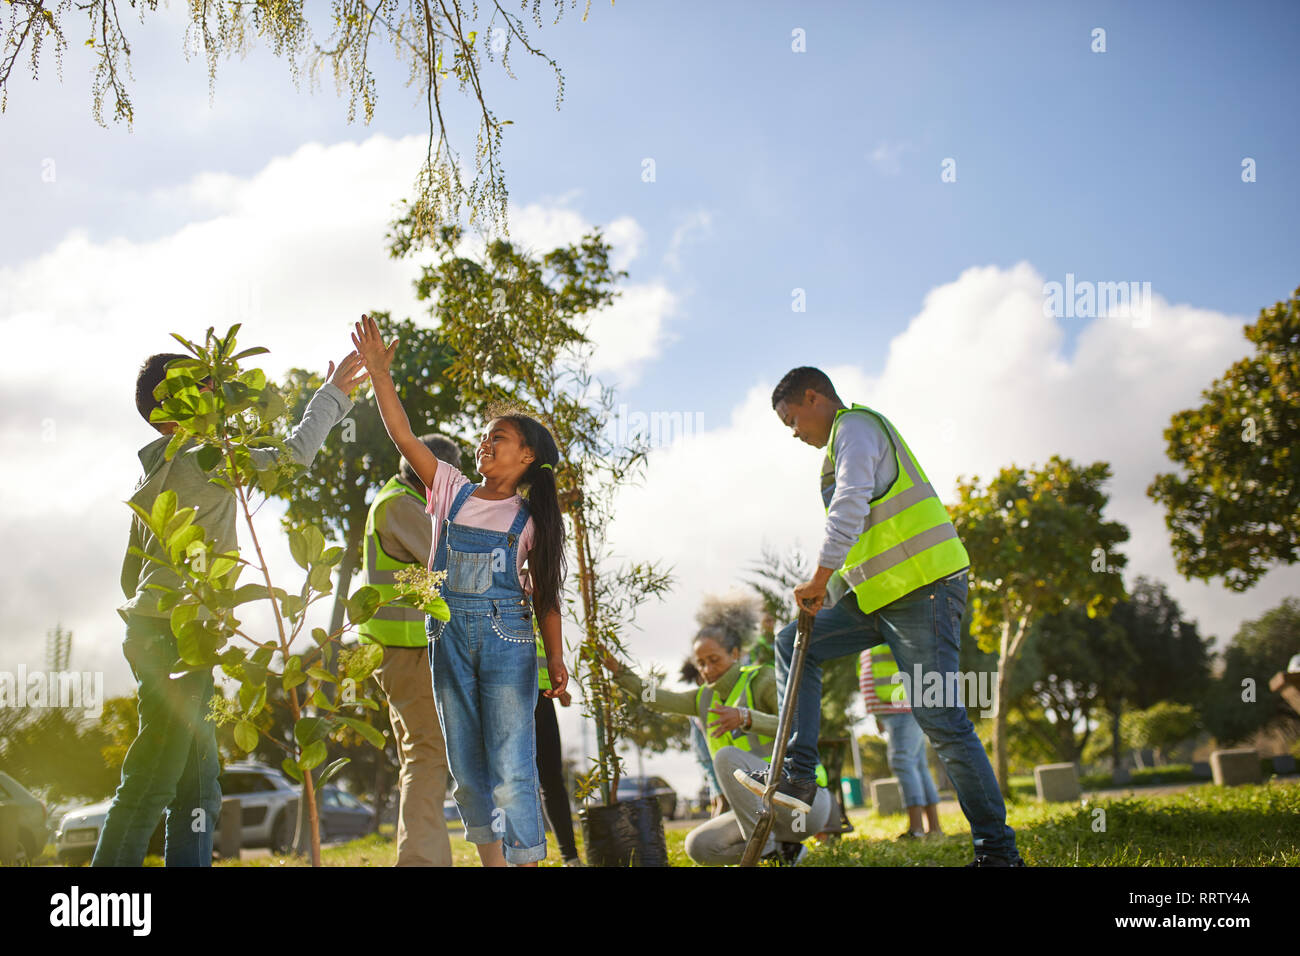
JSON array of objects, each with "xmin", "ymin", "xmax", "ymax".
[
  {"xmin": 1014, "ymin": 605, "xmax": 1134, "ymax": 764},
  {"xmin": 1, "ymin": 0, "xmax": 600, "ymax": 237},
  {"xmin": 950, "ymin": 456, "xmax": 1130, "ymax": 790},
  {"xmin": 0, "ymin": 628, "xmax": 121, "ymax": 804},
  {"xmin": 274, "ymin": 312, "xmax": 470, "ymax": 639},
  {"xmin": 1111, "ymin": 577, "xmax": 1214, "ymax": 711},
  {"xmin": 745, "ymin": 545, "xmax": 860, "ymax": 738},
  {"xmin": 1201, "ymin": 597, "xmax": 1300, "ymax": 746},
  {"xmin": 1121, "ymin": 701, "xmax": 1201, "ymax": 767},
  {"xmin": 1148, "ymin": 284, "xmax": 1300, "ymax": 590},
  {"xmin": 409, "ymin": 224, "xmax": 673, "ymax": 806}
]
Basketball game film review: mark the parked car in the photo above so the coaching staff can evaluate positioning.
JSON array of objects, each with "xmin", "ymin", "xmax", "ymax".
[
  {"xmin": 613, "ymin": 776, "xmax": 677, "ymax": 820},
  {"xmin": 54, "ymin": 762, "xmax": 373, "ymax": 864},
  {"xmin": 0, "ymin": 772, "xmax": 49, "ymax": 862}
]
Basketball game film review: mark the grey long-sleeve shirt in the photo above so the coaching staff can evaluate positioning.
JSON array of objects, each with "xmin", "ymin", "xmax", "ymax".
[
  {"xmin": 818, "ymin": 410, "xmax": 899, "ymax": 570},
  {"xmin": 119, "ymin": 383, "xmax": 353, "ymax": 621}
]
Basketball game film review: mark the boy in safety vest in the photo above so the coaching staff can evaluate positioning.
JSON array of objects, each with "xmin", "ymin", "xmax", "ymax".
[
  {"xmin": 738, "ymin": 366, "xmax": 1024, "ymax": 867},
  {"xmin": 360, "ymin": 434, "xmax": 462, "ymax": 866}
]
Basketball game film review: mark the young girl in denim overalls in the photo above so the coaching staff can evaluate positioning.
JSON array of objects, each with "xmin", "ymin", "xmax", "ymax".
[{"xmin": 353, "ymin": 315, "xmax": 569, "ymax": 866}]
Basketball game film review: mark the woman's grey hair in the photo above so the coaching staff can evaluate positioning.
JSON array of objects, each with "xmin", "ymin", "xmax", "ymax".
[{"xmin": 693, "ymin": 594, "xmax": 760, "ymax": 654}]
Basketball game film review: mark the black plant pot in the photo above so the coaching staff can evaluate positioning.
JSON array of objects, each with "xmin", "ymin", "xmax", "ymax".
[{"xmin": 579, "ymin": 796, "xmax": 669, "ymax": 867}]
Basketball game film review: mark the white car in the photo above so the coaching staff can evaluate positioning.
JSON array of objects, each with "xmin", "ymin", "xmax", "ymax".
[{"xmin": 55, "ymin": 762, "xmax": 322, "ymax": 864}]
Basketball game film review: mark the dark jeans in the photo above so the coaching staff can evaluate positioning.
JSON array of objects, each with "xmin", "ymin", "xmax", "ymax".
[
  {"xmin": 534, "ymin": 691, "xmax": 578, "ymax": 860},
  {"xmin": 92, "ymin": 615, "xmax": 222, "ymax": 866},
  {"xmin": 775, "ymin": 571, "xmax": 1019, "ymax": 859}
]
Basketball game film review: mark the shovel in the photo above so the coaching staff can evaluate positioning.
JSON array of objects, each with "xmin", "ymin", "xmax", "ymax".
[{"xmin": 739, "ymin": 607, "xmax": 814, "ymax": 867}]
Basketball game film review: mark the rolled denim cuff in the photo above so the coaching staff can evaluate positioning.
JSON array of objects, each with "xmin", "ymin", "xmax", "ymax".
[{"xmin": 503, "ymin": 840, "xmax": 547, "ymax": 865}]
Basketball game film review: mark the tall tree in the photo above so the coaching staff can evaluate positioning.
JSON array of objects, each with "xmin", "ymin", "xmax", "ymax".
[
  {"xmin": 950, "ymin": 456, "xmax": 1130, "ymax": 790},
  {"xmin": 2, "ymin": 0, "xmax": 598, "ymax": 236},
  {"xmin": 1148, "ymin": 284, "xmax": 1300, "ymax": 590},
  {"xmin": 1112, "ymin": 576, "xmax": 1214, "ymax": 711},
  {"xmin": 1016, "ymin": 605, "xmax": 1136, "ymax": 764}
]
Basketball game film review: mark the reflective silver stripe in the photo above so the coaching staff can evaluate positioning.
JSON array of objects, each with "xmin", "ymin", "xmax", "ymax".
[
  {"xmin": 369, "ymin": 604, "xmax": 424, "ymax": 623},
  {"xmin": 863, "ymin": 480, "xmax": 937, "ymax": 530},
  {"xmin": 842, "ymin": 523, "xmax": 960, "ymax": 588},
  {"xmin": 363, "ymin": 542, "xmax": 400, "ymax": 584}
]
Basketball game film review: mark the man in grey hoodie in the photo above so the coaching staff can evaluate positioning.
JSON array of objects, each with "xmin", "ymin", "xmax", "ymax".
[{"xmin": 92, "ymin": 348, "xmax": 365, "ymax": 867}]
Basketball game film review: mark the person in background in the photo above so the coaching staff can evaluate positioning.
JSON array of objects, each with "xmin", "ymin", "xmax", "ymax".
[
  {"xmin": 859, "ymin": 644, "xmax": 944, "ymax": 841},
  {"xmin": 360, "ymin": 433, "xmax": 463, "ymax": 866}
]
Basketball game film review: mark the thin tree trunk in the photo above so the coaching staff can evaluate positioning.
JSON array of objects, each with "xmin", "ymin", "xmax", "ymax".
[
  {"xmin": 994, "ymin": 619, "xmax": 1012, "ymax": 793},
  {"xmin": 993, "ymin": 609, "xmax": 1032, "ymax": 793},
  {"xmin": 330, "ymin": 520, "xmax": 364, "ymax": 638}
]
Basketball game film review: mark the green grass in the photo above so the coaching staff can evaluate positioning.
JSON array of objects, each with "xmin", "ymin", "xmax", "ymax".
[
  {"xmin": 814, "ymin": 776, "xmax": 1300, "ymax": 867},
  {"xmin": 32, "ymin": 777, "xmax": 1299, "ymax": 867}
]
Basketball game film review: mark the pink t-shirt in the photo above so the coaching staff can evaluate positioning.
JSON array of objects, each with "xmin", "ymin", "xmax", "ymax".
[{"xmin": 425, "ymin": 463, "xmax": 535, "ymax": 595}]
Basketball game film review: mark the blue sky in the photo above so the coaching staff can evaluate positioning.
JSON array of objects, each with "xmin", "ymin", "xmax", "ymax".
[{"xmin": 2, "ymin": 0, "xmax": 1298, "ymax": 799}]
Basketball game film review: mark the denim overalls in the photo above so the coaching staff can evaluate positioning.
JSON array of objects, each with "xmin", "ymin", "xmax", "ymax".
[{"xmin": 425, "ymin": 481, "xmax": 545, "ymax": 864}]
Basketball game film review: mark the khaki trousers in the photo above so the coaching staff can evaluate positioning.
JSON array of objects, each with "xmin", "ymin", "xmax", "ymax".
[{"xmin": 372, "ymin": 645, "xmax": 453, "ymax": 866}]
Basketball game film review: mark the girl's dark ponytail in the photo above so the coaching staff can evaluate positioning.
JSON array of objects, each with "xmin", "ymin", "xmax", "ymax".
[{"xmin": 500, "ymin": 413, "xmax": 567, "ymax": 618}]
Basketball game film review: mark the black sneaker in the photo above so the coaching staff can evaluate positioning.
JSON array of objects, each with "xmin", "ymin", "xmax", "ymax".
[
  {"xmin": 776, "ymin": 841, "xmax": 808, "ymax": 866},
  {"xmin": 734, "ymin": 767, "xmax": 816, "ymax": 814},
  {"xmin": 965, "ymin": 853, "xmax": 1027, "ymax": 867}
]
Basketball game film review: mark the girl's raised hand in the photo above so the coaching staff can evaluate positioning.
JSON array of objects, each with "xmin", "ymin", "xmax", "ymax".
[{"xmin": 351, "ymin": 313, "xmax": 400, "ymax": 374}]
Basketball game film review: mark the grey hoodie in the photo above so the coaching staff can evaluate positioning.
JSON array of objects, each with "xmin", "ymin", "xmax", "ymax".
[{"xmin": 118, "ymin": 383, "xmax": 354, "ymax": 622}]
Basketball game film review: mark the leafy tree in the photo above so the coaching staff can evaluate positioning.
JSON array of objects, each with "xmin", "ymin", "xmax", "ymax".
[
  {"xmin": 950, "ymin": 456, "xmax": 1130, "ymax": 790},
  {"xmin": 409, "ymin": 224, "xmax": 673, "ymax": 806},
  {"xmin": 1015, "ymin": 605, "xmax": 1135, "ymax": 764},
  {"xmin": 1121, "ymin": 701, "xmax": 1200, "ymax": 767},
  {"xmin": 1201, "ymin": 597, "xmax": 1300, "ymax": 745},
  {"xmin": 1148, "ymin": 285, "xmax": 1300, "ymax": 590},
  {"xmin": 1111, "ymin": 577, "xmax": 1214, "ymax": 711},
  {"xmin": 1, "ymin": 0, "xmax": 598, "ymax": 236},
  {"xmin": 274, "ymin": 312, "xmax": 470, "ymax": 639},
  {"xmin": 0, "ymin": 709, "xmax": 119, "ymax": 805},
  {"xmin": 745, "ymin": 545, "xmax": 859, "ymax": 737}
]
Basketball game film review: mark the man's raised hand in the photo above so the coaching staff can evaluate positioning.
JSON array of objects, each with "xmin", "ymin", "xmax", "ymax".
[{"xmin": 351, "ymin": 313, "xmax": 400, "ymax": 375}]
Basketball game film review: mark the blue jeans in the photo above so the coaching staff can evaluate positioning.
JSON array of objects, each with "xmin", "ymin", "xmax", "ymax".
[
  {"xmin": 776, "ymin": 571, "xmax": 1018, "ymax": 858},
  {"xmin": 92, "ymin": 615, "xmax": 222, "ymax": 866},
  {"xmin": 427, "ymin": 607, "xmax": 544, "ymax": 863},
  {"xmin": 878, "ymin": 711, "xmax": 940, "ymax": 808}
]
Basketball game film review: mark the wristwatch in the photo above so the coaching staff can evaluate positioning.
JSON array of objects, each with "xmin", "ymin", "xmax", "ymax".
[{"xmin": 740, "ymin": 707, "xmax": 752, "ymax": 730}]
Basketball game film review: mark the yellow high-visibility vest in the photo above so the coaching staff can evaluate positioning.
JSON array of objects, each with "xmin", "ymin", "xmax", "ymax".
[{"xmin": 823, "ymin": 404, "xmax": 970, "ymax": 616}]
